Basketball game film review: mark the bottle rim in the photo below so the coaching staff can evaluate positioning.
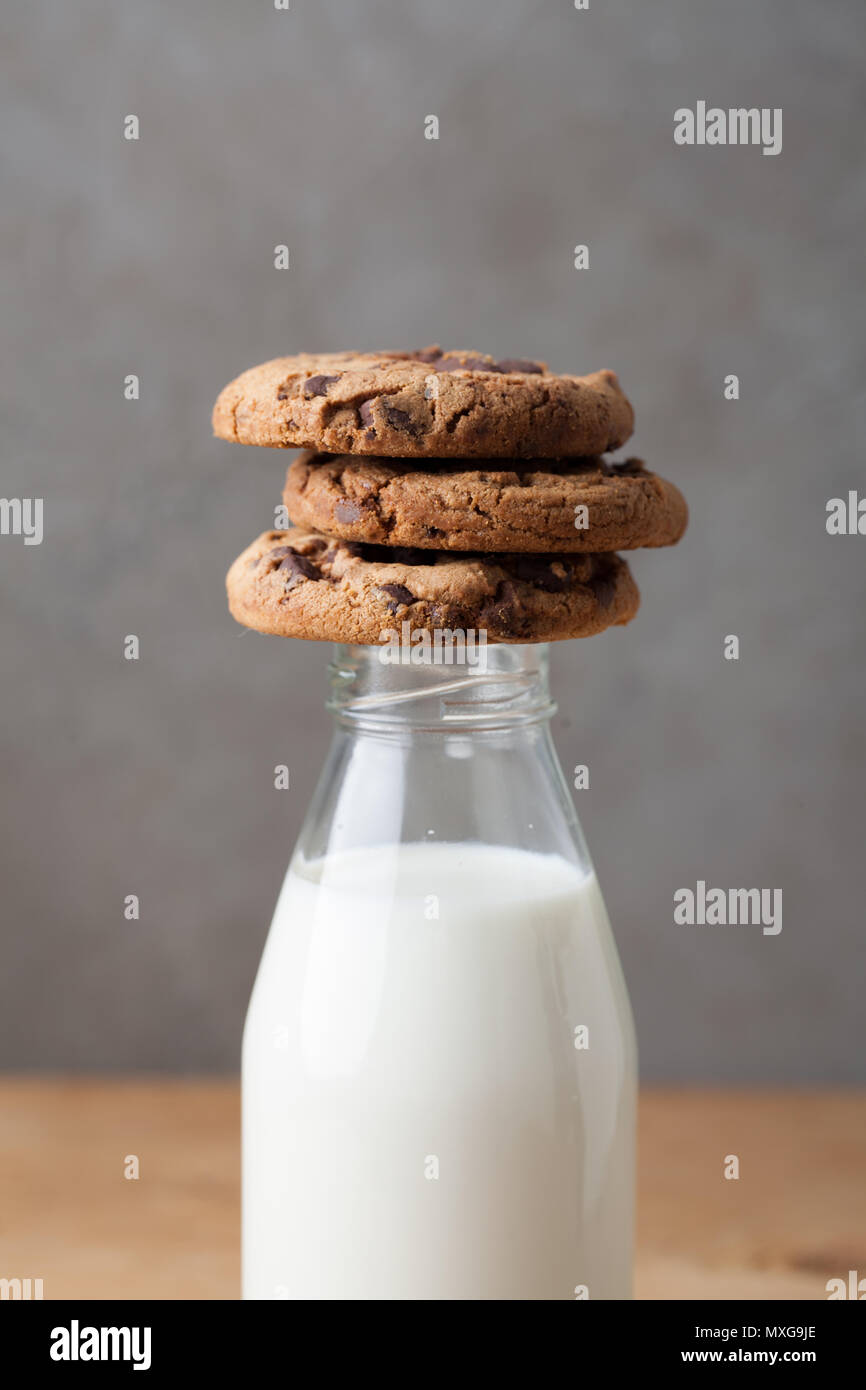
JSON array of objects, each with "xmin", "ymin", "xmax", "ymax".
[{"xmin": 326, "ymin": 641, "xmax": 557, "ymax": 731}]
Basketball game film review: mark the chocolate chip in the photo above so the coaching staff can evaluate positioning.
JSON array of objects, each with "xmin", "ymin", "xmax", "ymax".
[
  {"xmin": 434, "ymin": 354, "xmax": 493, "ymax": 373},
  {"xmin": 266, "ymin": 547, "xmax": 321, "ymax": 584},
  {"xmin": 281, "ymin": 553, "xmax": 321, "ymax": 583},
  {"xmin": 335, "ymin": 499, "xmax": 363, "ymax": 523},
  {"xmin": 493, "ymin": 358, "xmax": 545, "ymax": 374},
  {"xmin": 428, "ymin": 601, "xmax": 472, "ymax": 630},
  {"xmin": 609, "ymin": 457, "xmax": 645, "ymax": 477},
  {"xmin": 360, "ymin": 397, "xmax": 424, "ymax": 437},
  {"xmin": 409, "ymin": 347, "xmax": 442, "ymax": 363},
  {"xmin": 511, "ymin": 556, "xmax": 572, "ymax": 592},
  {"xmin": 381, "ymin": 347, "xmax": 440, "ymax": 364},
  {"xmin": 303, "ymin": 374, "xmax": 340, "ymax": 398},
  {"xmin": 477, "ymin": 580, "xmax": 520, "ymax": 634},
  {"xmin": 379, "ymin": 582, "xmax": 415, "ymax": 613},
  {"xmin": 271, "ymin": 536, "xmax": 327, "ymax": 558},
  {"xmin": 426, "ymin": 352, "xmax": 544, "ymax": 375},
  {"xmin": 276, "ymin": 386, "xmax": 291, "ymax": 401},
  {"xmin": 382, "ymin": 402, "xmax": 422, "ymax": 436}
]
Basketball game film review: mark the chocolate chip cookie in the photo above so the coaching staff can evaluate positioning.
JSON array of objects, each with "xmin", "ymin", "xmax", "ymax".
[
  {"xmin": 213, "ymin": 348, "xmax": 634, "ymax": 459},
  {"xmin": 282, "ymin": 453, "xmax": 687, "ymax": 553},
  {"xmin": 226, "ymin": 529, "xmax": 640, "ymax": 644}
]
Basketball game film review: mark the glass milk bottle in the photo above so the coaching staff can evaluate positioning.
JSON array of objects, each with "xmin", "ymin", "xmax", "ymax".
[{"xmin": 242, "ymin": 643, "xmax": 637, "ymax": 1301}]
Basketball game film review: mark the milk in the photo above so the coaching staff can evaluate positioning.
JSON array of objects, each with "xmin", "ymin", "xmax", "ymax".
[{"xmin": 243, "ymin": 842, "xmax": 636, "ymax": 1300}]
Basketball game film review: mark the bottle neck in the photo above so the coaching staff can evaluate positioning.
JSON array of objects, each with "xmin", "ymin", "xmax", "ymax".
[{"xmin": 327, "ymin": 643, "xmax": 556, "ymax": 734}]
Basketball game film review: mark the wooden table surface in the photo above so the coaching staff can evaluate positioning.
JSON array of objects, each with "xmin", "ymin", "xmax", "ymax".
[{"xmin": 1, "ymin": 1080, "xmax": 862, "ymax": 1300}]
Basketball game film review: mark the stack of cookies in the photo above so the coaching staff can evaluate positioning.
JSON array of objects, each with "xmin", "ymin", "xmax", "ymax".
[{"xmin": 214, "ymin": 349, "xmax": 687, "ymax": 644}]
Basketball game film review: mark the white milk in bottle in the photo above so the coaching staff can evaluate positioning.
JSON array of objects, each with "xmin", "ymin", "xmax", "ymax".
[{"xmin": 243, "ymin": 840, "xmax": 636, "ymax": 1300}]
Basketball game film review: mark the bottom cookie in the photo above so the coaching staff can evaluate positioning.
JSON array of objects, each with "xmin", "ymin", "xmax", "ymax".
[{"xmin": 226, "ymin": 528, "xmax": 640, "ymax": 644}]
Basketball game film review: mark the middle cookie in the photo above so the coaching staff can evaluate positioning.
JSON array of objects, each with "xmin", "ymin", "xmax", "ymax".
[{"xmin": 283, "ymin": 452, "xmax": 688, "ymax": 553}]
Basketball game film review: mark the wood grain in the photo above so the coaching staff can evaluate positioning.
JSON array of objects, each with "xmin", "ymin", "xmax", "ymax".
[{"xmin": 0, "ymin": 1081, "xmax": 862, "ymax": 1300}]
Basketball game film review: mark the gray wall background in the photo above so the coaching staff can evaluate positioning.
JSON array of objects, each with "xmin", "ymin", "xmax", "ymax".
[{"xmin": 2, "ymin": 0, "xmax": 863, "ymax": 1079}]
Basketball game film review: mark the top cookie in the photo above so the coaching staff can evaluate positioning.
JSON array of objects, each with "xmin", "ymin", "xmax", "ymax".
[{"xmin": 212, "ymin": 347, "xmax": 634, "ymax": 459}]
